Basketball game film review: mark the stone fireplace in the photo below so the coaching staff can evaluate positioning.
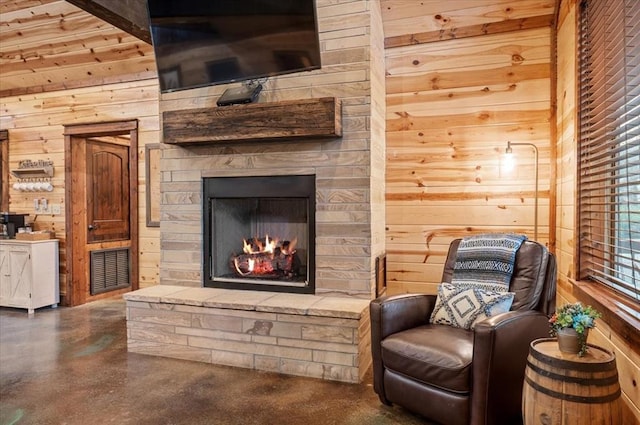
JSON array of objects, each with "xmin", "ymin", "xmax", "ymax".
[
  {"xmin": 203, "ymin": 174, "xmax": 315, "ymax": 294},
  {"xmin": 155, "ymin": 95, "xmax": 385, "ymax": 300},
  {"xmin": 125, "ymin": 98, "xmax": 385, "ymax": 383},
  {"xmin": 124, "ymin": 1, "xmax": 387, "ymax": 383}
]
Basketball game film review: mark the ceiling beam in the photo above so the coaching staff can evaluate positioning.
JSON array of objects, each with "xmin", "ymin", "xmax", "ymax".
[{"xmin": 66, "ymin": 0, "xmax": 151, "ymax": 44}]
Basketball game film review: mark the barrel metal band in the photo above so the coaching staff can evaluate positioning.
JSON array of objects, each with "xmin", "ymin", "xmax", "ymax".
[
  {"xmin": 526, "ymin": 359, "xmax": 620, "ymax": 386},
  {"xmin": 524, "ymin": 376, "xmax": 622, "ymax": 404},
  {"xmin": 530, "ymin": 344, "xmax": 616, "ymax": 372}
]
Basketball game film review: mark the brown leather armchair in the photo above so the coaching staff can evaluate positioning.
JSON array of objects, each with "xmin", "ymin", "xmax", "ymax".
[{"xmin": 370, "ymin": 238, "xmax": 557, "ymax": 425}]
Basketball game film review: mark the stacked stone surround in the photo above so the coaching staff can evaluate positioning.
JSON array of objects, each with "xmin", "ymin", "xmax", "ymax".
[
  {"xmin": 157, "ymin": 0, "xmax": 386, "ymax": 300},
  {"xmin": 131, "ymin": 2, "xmax": 385, "ymax": 380},
  {"xmin": 124, "ymin": 285, "xmax": 372, "ymax": 384}
]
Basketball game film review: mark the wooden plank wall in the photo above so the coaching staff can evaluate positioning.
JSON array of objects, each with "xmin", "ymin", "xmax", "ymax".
[
  {"xmin": 0, "ymin": 0, "xmax": 157, "ymax": 96},
  {"xmin": 382, "ymin": 1, "xmax": 555, "ymax": 294},
  {"xmin": 0, "ymin": 1, "xmax": 161, "ymax": 299},
  {"xmin": 555, "ymin": 1, "xmax": 640, "ymax": 421}
]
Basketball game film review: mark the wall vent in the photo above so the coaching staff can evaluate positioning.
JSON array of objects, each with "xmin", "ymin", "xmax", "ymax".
[{"xmin": 90, "ymin": 248, "xmax": 130, "ymax": 295}]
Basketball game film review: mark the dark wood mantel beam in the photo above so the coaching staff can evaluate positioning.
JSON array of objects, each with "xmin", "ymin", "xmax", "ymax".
[
  {"xmin": 65, "ymin": 0, "xmax": 152, "ymax": 44},
  {"xmin": 162, "ymin": 98, "xmax": 342, "ymax": 145}
]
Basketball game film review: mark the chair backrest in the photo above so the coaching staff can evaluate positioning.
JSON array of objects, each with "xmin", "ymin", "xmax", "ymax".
[{"xmin": 441, "ymin": 238, "xmax": 557, "ymax": 316}]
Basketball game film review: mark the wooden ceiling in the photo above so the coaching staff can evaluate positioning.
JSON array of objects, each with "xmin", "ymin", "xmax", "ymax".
[
  {"xmin": 0, "ymin": 0, "xmax": 557, "ymax": 96},
  {"xmin": 0, "ymin": 0, "xmax": 157, "ymax": 97},
  {"xmin": 64, "ymin": 0, "xmax": 151, "ymax": 43}
]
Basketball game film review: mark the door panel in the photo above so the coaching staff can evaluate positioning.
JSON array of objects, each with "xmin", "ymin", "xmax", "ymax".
[
  {"xmin": 86, "ymin": 139, "xmax": 130, "ymax": 243},
  {"xmin": 7, "ymin": 247, "xmax": 30, "ymax": 306}
]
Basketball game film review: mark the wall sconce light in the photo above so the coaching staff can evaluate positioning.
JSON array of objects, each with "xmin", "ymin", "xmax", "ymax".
[{"xmin": 505, "ymin": 141, "xmax": 539, "ymax": 240}]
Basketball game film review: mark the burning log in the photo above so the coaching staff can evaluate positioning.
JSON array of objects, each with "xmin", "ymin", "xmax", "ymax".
[
  {"xmin": 231, "ymin": 236, "xmax": 299, "ymax": 278},
  {"xmin": 232, "ymin": 251, "xmax": 295, "ymax": 277}
]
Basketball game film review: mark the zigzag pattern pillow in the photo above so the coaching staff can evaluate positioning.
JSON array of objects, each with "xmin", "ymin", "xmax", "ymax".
[
  {"xmin": 430, "ymin": 282, "xmax": 515, "ymax": 330},
  {"xmin": 452, "ymin": 233, "xmax": 527, "ymax": 291}
]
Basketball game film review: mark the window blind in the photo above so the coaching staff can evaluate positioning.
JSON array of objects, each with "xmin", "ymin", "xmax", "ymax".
[{"xmin": 578, "ymin": 0, "xmax": 640, "ymax": 301}]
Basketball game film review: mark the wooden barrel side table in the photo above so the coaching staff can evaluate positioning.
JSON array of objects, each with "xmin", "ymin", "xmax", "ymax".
[{"xmin": 522, "ymin": 338, "xmax": 623, "ymax": 425}]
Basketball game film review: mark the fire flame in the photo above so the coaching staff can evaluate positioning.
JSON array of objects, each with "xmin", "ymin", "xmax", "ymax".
[
  {"xmin": 233, "ymin": 235, "xmax": 297, "ymax": 276},
  {"xmin": 242, "ymin": 235, "xmax": 297, "ymax": 255}
]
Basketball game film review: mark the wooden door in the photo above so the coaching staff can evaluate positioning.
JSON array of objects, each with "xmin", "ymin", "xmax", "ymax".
[
  {"xmin": 86, "ymin": 139, "xmax": 130, "ymax": 243},
  {"xmin": 64, "ymin": 121, "xmax": 138, "ymax": 307}
]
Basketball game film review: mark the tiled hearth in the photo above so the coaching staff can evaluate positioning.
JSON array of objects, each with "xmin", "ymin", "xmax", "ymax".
[{"xmin": 124, "ymin": 285, "xmax": 371, "ymax": 383}]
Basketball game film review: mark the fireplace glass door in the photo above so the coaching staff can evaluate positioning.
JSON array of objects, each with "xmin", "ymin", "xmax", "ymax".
[{"xmin": 203, "ymin": 175, "xmax": 315, "ymax": 293}]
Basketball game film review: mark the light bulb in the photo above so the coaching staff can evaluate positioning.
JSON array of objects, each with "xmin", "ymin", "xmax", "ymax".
[{"xmin": 504, "ymin": 142, "xmax": 516, "ymax": 173}]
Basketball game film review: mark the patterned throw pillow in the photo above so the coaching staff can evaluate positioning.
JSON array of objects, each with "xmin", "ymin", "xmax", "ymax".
[
  {"xmin": 430, "ymin": 282, "xmax": 515, "ymax": 330},
  {"xmin": 451, "ymin": 233, "xmax": 527, "ymax": 292}
]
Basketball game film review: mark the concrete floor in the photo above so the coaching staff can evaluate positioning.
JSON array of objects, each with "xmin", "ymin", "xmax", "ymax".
[{"xmin": 0, "ymin": 297, "xmax": 430, "ymax": 425}]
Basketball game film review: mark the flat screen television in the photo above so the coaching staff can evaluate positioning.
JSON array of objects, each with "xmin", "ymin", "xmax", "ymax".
[{"xmin": 147, "ymin": 0, "xmax": 322, "ymax": 93}]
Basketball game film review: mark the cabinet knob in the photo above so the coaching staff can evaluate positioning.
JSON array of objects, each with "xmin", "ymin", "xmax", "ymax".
[{"xmin": 88, "ymin": 224, "xmax": 97, "ymax": 231}]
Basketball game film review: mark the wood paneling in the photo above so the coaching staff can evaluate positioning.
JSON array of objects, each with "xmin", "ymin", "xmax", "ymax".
[
  {"xmin": 0, "ymin": 0, "xmax": 156, "ymax": 97},
  {"xmin": 384, "ymin": 9, "xmax": 553, "ymax": 294},
  {"xmin": 3, "ymin": 79, "xmax": 160, "ymax": 301},
  {"xmin": 385, "ymin": 14, "xmax": 554, "ymax": 49},
  {"xmin": 65, "ymin": 0, "xmax": 151, "ymax": 44},
  {"xmin": 381, "ymin": 0, "xmax": 556, "ymax": 39},
  {"xmin": 0, "ymin": 130, "xmax": 8, "ymax": 212},
  {"xmin": 1, "ymin": 2, "xmax": 160, "ymax": 301}
]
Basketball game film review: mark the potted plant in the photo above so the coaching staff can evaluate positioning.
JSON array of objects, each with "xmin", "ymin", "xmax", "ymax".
[{"xmin": 549, "ymin": 302, "xmax": 601, "ymax": 356}]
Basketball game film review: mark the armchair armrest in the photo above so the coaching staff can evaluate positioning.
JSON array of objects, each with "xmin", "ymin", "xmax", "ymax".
[
  {"xmin": 370, "ymin": 293, "xmax": 436, "ymax": 404},
  {"xmin": 370, "ymin": 293, "xmax": 436, "ymax": 340},
  {"xmin": 470, "ymin": 310, "xmax": 550, "ymax": 425}
]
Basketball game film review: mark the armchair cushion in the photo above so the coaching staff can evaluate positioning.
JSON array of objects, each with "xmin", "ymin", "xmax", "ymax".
[
  {"xmin": 381, "ymin": 324, "xmax": 474, "ymax": 393},
  {"xmin": 430, "ymin": 282, "xmax": 515, "ymax": 329}
]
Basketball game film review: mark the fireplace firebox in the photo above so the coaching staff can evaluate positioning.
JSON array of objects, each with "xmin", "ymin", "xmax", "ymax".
[{"xmin": 203, "ymin": 175, "xmax": 315, "ymax": 293}]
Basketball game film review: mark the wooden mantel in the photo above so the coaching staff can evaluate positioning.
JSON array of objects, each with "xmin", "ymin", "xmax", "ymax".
[{"xmin": 162, "ymin": 97, "xmax": 342, "ymax": 144}]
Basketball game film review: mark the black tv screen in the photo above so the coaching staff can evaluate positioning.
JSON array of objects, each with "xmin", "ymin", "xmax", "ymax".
[{"xmin": 147, "ymin": 0, "xmax": 322, "ymax": 93}]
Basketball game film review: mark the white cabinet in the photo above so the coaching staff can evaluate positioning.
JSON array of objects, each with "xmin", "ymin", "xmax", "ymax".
[{"xmin": 0, "ymin": 239, "xmax": 59, "ymax": 314}]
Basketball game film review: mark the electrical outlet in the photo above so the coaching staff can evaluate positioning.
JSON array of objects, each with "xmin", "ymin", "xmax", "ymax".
[{"xmin": 51, "ymin": 204, "xmax": 61, "ymax": 215}]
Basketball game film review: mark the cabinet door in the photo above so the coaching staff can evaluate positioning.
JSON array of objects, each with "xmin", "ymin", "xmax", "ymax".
[
  {"xmin": 6, "ymin": 246, "xmax": 31, "ymax": 307},
  {"xmin": 0, "ymin": 246, "xmax": 9, "ymax": 302}
]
